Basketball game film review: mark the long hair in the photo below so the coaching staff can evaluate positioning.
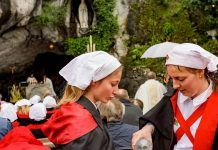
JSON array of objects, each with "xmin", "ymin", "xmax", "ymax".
[
  {"xmin": 58, "ymin": 85, "xmax": 85, "ymax": 105},
  {"xmin": 207, "ymin": 68, "xmax": 218, "ymax": 91},
  {"xmin": 17, "ymin": 105, "xmax": 30, "ymax": 115}
]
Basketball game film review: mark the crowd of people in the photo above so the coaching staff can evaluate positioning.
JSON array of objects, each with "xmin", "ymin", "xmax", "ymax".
[{"xmin": 0, "ymin": 43, "xmax": 217, "ymax": 150}]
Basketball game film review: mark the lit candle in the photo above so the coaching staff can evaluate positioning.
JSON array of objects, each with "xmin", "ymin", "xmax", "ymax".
[
  {"xmin": 90, "ymin": 35, "xmax": 92, "ymax": 51},
  {"xmin": 87, "ymin": 44, "xmax": 90, "ymax": 52},
  {"xmin": 93, "ymin": 43, "xmax": 96, "ymax": 51}
]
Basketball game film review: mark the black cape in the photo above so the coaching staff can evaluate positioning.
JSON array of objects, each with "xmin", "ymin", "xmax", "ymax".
[{"xmin": 56, "ymin": 96, "xmax": 115, "ymax": 150}]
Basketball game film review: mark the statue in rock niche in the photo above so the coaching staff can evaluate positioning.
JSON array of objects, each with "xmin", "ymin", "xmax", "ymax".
[{"xmin": 71, "ymin": 0, "xmax": 94, "ymax": 35}]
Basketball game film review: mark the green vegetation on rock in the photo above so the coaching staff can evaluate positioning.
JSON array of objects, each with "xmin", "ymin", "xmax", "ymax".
[
  {"xmin": 126, "ymin": 0, "xmax": 217, "ymax": 75},
  {"xmin": 34, "ymin": 2, "xmax": 66, "ymax": 27},
  {"xmin": 65, "ymin": 0, "xmax": 118, "ymax": 56}
]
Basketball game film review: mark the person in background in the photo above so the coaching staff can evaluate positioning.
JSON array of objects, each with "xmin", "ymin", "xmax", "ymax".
[
  {"xmin": 0, "ymin": 103, "xmax": 18, "ymax": 127},
  {"xmin": 0, "ymin": 126, "xmax": 49, "ymax": 150},
  {"xmin": 0, "ymin": 100, "xmax": 13, "ymax": 139},
  {"xmin": 27, "ymin": 74, "xmax": 38, "ymax": 85},
  {"xmin": 0, "ymin": 117, "xmax": 12, "ymax": 140},
  {"xmin": 42, "ymin": 51, "xmax": 122, "ymax": 150},
  {"xmin": 15, "ymin": 99, "xmax": 31, "ymax": 116},
  {"xmin": 134, "ymin": 71, "xmax": 167, "ymax": 114},
  {"xmin": 26, "ymin": 74, "xmax": 54, "ymax": 99},
  {"xmin": 115, "ymin": 89, "xmax": 142, "ymax": 126},
  {"xmin": 27, "ymin": 103, "xmax": 47, "ymax": 138},
  {"xmin": 131, "ymin": 99, "xmax": 144, "ymax": 112},
  {"xmin": 42, "ymin": 95, "xmax": 57, "ymax": 119},
  {"xmin": 15, "ymin": 99, "xmax": 31, "ymax": 126},
  {"xmin": 29, "ymin": 95, "xmax": 41, "ymax": 105},
  {"xmin": 98, "ymin": 98, "xmax": 138, "ymax": 150},
  {"xmin": 163, "ymin": 73, "xmax": 174, "ymax": 95},
  {"xmin": 132, "ymin": 43, "xmax": 218, "ymax": 150},
  {"xmin": 43, "ymin": 75, "xmax": 57, "ymax": 97}
]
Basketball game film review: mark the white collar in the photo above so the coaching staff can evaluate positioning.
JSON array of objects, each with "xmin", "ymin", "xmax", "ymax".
[
  {"xmin": 178, "ymin": 81, "xmax": 213, "ymax": 106},
  {"xmin": 89, "ymin": 99, "xmax": 98, "ymax": 109}
]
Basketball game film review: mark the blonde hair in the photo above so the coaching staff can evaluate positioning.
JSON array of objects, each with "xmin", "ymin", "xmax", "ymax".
[
  {"xmin": 17, "ymin": 105, "xmax": 30, "ymax": 115},
  {"xmin": 98, "ymin": 98, "xmax": 124, "ymax": 122},
  {"xmin": 58, "ymin": 85, "xmax": 85, "ymax": 105}
]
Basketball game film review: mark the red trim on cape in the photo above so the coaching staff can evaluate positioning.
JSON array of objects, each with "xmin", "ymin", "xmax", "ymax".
[
  {"xmin": 17, "ymin": 113, "xmax": 29, "ymax": 119},
  {"xmin": 12, "ymin": 121, "xmax": 20, "ymax": 127},
  {"xmin": 27, "ymin": 123, "xmax": 44, "ymax": 130},
  {"xmin": 47, "ymin": 110, "xmax": 56, "ymax": 115},
  {"xmin": 193, "ymin": 92, "xmax": 218, "ymax": 150},
  {"xmin": 171, "ymin": 94, "xmax": 207, "ymax": 143},
  {"xmin": 41, "ymin": 101, "xmax": 97, "ymax": 144},
  {"xmin": 171, "ymin": 92, "xmax": 218, "ymax": 149},
  {"xmin": 0, "ymin": 126, "xmax": 49, "ymax": 150}
]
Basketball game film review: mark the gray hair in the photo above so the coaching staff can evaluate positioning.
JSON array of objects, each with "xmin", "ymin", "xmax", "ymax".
[
  {"xmin": 147, "ymin": 71, "xmax": 156, "ymax": 79},
  {"xmin": 115, "ymin": 89, "xmax": 129, "ymax": 100},
  {"xmin": 97, "ymin": 98, "xmax": 125, "ymax": 122}
]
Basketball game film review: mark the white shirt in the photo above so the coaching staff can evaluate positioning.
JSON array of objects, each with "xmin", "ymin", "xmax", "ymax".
[
  {"xmin": 89, "ymin": 99, "xmax": 98, "ymax": 109},
  {"xmin": 173, "ymin": 82, "xmax": 213, "ymax": 150}
]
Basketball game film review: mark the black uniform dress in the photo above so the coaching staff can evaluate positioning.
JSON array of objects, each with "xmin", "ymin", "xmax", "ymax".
[
  {"xmin": 139, "ymin": 89, "xmax": 218, "ymax": 150},
  {"xmin": 43, "ymin": 96, "xmax": 115, "ymax": 150}
]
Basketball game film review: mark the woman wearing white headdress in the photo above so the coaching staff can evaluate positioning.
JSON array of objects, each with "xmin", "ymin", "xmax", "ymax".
[
  {"xmin": 29, "ymin": 95, "xmax": 41, "ymax": 105},
  {"xmin": 42, "ymin": 51, "xmax": 122, "ymax": 150},
  {"xmin": 132, "ymin": 43, "xmax": 218, "ymax": 150},
  {"xmin": 43, "ymin": 96, "xmax": 57, "ymax": 119},
  {"xmin": 27, "ymin": 103, "xmax": 47, "ymax": 139},
  {"xmin": 0, "ymin": 103, "xmax": 17, "ymax": 123}
]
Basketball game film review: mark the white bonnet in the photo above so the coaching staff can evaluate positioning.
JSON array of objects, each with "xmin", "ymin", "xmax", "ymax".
[
  {"xmin": 166, "ymin": 43, "xmax": 218, "ymax": 72},
  {"xmin": 59, "ymin": 51, "xmax": 121, "ymax": 90},
  {"xmin": 29, "ymin": 95, "xmax": 41, "ymax": 105},
  {"xmin": 15, "ymin": 99, "xmax": 31, "ymax": 110},
  {"xmin": 43, "ymin": 96, "xmax": 57, "ymax": 108},
  {"xmin": 29, "ymin": 103, "xmax": 47, "ymax": 121},
  {"xmin": 0, "ymin": 103, "xmax": 17, "ymax": 122}
]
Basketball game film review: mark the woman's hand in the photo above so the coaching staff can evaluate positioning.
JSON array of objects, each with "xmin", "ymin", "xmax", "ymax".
[{"xmin": 132, "ymin": 124, "xmax": 154, "ymax": 149}]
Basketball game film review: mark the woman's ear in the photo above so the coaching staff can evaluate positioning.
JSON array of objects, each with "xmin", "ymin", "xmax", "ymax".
[{"xmin": 198, "ymin": 69, "xmax": 204, "ymax": 78}]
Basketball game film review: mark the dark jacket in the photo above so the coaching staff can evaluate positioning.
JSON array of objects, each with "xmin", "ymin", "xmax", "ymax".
[
  {"xmin": 139, "ymin": 90, "xmax": 218, "ymax": 150},
  {"xmin": 108, "ymin": 122, "xmax": 138, "ymax": 150},
  {"xmin": 56, "ymin": 97, "xmax": 115, "ymax": 150},
  {"xmin": 120, "ymin": 99, "xmax": 143, "ymax": 126},
  {"xmin": 27, "ymin": 119, "xmax": 47, "ymax": 139}
]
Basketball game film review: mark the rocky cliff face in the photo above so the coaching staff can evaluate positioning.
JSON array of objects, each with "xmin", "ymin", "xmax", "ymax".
[
  {"xmin": 0, "ymin": 0, "xmax": 65, "ymax": 75},
  {"xmin": 0, "ymin": 0, "xmax": 133, "ymax": 74},
  {"xmin": 0, "ymin": 0, "xmax": 141, "ymax": 98}
]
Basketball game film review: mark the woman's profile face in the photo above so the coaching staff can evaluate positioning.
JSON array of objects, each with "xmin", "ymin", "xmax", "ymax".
[
  {"xmin": 167, "ymin": 65, "xmax": 203, "ymax": 98},
  {"xmin": 91, "ymin": 69, "xmax": 122, "ymax": 103}
]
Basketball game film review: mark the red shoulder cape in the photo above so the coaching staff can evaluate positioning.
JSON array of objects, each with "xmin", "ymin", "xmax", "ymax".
[
  {"xmin": 41, "ymin": 101, "xmax": 97, "ymax": 144},
  {"xmin": 17, "ymin": 113, "xmax": 29, "ymax": 118},
  {"xmin": 0, "ymin": 126, "xmax": 49, "ymax": 150}
]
